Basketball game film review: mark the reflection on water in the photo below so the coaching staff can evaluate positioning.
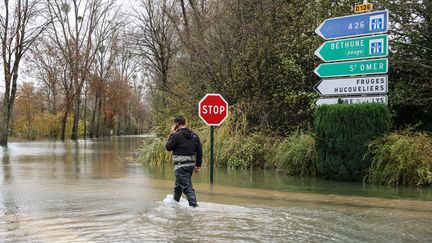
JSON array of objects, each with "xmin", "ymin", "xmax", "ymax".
[
  {"xmin": 0, "ymin": 136, "xmax": 431, "ymax": 242},
  {"xmin": 145, "ymin": 164, "xmax": 432, "ymax": 201}
]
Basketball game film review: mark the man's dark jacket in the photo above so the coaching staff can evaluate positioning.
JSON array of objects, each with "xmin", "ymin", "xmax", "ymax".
[{"xmin": 166, "ymin": 128, "xmax": 202, "ymax": 167}]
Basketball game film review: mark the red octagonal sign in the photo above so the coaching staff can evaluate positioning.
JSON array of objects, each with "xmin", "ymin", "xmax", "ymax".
[{"xmin": 198, "ymin": 94, "xmax": 228, "ymax": 126}]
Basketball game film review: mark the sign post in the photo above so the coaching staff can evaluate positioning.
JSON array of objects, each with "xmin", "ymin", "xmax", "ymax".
[
  {"xmin": 210, "ymin": 126, "xmax": 214, "ymax": 183},
  {"xmin": 313, "ymin": 8, "xmax": 390, "ymax": 106},
  {"xmin": 314, "ymin": 75, "xmax": 388, "ymax": 96},
  {"xmin": 315, "ymin": 95, "xmax": 388, "ymax": 106},
  {"xmin": 315, "ymin": 10, "xmax": 389, "ymax": 40},
  {"xmin": 198, "ymin": 94, "xmax": 228, "ymax": 183},
  {"xmin": 314, "ymin": 58, "xmax": 388, "ymax": 78},
  {"xmin": 314, "ymin": 34, "xmax": 388, "ymax": 62}
]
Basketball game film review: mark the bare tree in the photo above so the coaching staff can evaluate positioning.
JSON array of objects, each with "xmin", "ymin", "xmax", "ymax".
[
  {"xmin": 45, "ymin": 0, "xmax": 119, "ymax": 140},
  {"xmin": 114, "ymin": 30, "xmax": 140, "ymax": 136},
  {"xmin": 0, "ymin": 0, "xmax": 48, "ymax": 146},
  {"xmin": 25, "ymin": 39, "xmax": 64, "ymax": 114},
  {"xmin": 89, "ymin": 23, "xmax": 121, "ymax": 138},
  {"xmin": 133, "ymin": 0, "xmax": 177, "ymax": 91}
]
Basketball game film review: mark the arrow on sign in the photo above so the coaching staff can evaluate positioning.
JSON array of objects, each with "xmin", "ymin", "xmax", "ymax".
[
  {"xmin": 315, "ymin": 10, "xmax": 389, "ymax": 40},
  {"xmin": 315, "ymin": 95, "xmax": 388, "ymax": 106},
  {"xmin": 314, "ymin": 35, "xmax": 388, "ymax": 62},
  {"xmin": 314, "ymin": 58, "xmax": 388, "ymax": 78},
  {"xmin": 314, "ymin": 75, "xmax": 388, "ymax": 96}
]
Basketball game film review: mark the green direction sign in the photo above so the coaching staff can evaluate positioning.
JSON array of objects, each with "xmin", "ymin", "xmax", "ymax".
[
  {"xmin": 315, "ymin": 35, "xmax": 388, "ymax": 62},
  {"xmin": 314, "ymin": 58, "xmax": 388, "ymax": 78}
]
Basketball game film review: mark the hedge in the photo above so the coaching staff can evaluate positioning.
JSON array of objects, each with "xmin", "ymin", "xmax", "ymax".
[{"xmin": 314, "ymin": 103, "xmax": 392, "ymax": 181}]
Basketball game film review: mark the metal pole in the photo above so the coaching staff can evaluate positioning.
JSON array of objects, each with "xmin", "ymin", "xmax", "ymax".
[{"xmin": 210, "ymin": 126, "xmax": 214, "ymax": 184}]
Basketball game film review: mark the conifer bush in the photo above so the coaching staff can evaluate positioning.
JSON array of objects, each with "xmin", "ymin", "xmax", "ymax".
[{"xmin": 314, "ymin": 103, "xmax": 392, "ymax": 181}]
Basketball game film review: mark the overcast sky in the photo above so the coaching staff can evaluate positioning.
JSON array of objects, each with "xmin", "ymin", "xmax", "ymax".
[{"xmin": 0, "ymin": 0, "xmax": 142, "ymax": 96}]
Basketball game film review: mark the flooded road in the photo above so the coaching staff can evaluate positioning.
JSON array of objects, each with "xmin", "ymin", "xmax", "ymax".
[{"xmin": 1, "ymin": 136, "xmax": 431, "ymax": 242}]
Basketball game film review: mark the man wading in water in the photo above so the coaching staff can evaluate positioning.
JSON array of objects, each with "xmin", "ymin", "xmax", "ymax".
[{"xmin": 166, "ymin": 116, "xmax": 202, "ymax": 207}]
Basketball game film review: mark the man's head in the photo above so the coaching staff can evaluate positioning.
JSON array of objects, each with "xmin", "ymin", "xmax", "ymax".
[{"xmin": 174, "ymin": 115, "xmax": 186, "ymax": 127}]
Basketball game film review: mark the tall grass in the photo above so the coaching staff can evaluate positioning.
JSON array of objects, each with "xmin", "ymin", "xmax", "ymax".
[
  {"xmin": 137, "ymin": 137, "xmax": 171, "ymax": 167},
  {"xmin": 365, "ymin": 129, "xmax": 432, "ymax": 186},
  {"xmin": 137, "ymin": 107, "xmax": 279, "ymax": 169},
  {"xmin": 275, "ymin": 132, "xmax": 316, "ymax": 176}
]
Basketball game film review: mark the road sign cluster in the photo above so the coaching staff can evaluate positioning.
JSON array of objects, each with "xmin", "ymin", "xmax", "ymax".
[{"xmin": 314, "ymin": 9, "xmax": 389, "ymax": 106}]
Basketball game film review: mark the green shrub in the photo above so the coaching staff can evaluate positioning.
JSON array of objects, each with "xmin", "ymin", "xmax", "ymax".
[
  {"xmin": 314, "ymin": 103, "xmax": 392, "ymax": 181},
  {"xmin": 275, "ymin": 132, "xmax": 316, "ymax": 176},
  {"xmin": 226, "ymin": 132, "xmax": 278, "ymax": 169},
  {"xmin": 365, "ymin": 130, "xmax": 432, "ymax": 186}
]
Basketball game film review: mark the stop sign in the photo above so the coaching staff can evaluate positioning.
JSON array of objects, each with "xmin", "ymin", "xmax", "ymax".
[{"xmin": 198, "ymin": 94, "xmax": 228, "ymax": 126}]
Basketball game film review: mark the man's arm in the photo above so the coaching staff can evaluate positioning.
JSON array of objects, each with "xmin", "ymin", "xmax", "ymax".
[
  {"xmin": 166, "ymin": 133, "xmax": 179, "ymax": 151},
  {"xmin": 195, "ymin": 136, "xmax": 203, "ymax": 167}
]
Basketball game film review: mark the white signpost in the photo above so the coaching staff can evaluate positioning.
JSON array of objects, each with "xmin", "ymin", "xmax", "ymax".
[
  {"xmin": 314, "ymin": 8, "xmax": 390, "ymax": 106},
  {"xmin": 315, "ymin": 95, "xmax": 388, "ymax": 106},
  {"xmin": 314, "ymin": 75, "xmax": 388, "ymax": 96}
]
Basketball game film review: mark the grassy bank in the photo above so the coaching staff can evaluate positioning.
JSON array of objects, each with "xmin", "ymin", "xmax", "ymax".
[
  {"xmin": 365, "ymin": 130, "xmax": 432, "ymax": 186},
  {"xmin": 138, "ymin": 110, "xmax": 280, "ymax": 169},
  {"xmin": 275, "ymin": 132, "xmax": 316, "ymax": 176},
  {"xmin": 138, "ymin": 112, "xmax": 432, "ymax": 187}
]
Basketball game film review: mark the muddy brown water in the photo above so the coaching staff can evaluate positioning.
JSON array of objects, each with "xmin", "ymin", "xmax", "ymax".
[{"xmin": 0, "ymin": 136, "xmax": 431, "ymax": 242}]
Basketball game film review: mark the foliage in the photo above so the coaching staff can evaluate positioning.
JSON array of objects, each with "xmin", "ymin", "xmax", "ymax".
[
  {"xmin": 144, "ymin": 0, "xmax": 432, "ymax": 139},
  {"xmin": 137, "ymin": 137, "xmax": 172, "ymax": 167},
  {"xmin": 12, "ymin": 83, "xmax": 42, "ymax": 140},
  {"xmin": 314, "ymin": 103, "xmax": 392, "ymax": 181},
  {"xmin": 13, "ymin": 112, "xmax": 87, "ymax": 140},
  {"xmin": 225, "ymin": 132, "xmax": 277, "ymax": 170},
  {"xmin": 382, "ymin": 1, "xmax": 432, "ymax": 131},
  {"xmin": 11, "ymin": 82, "xmax": 88, "ymax": 140},
  {"xmin": 138, "ymin": 107, "xmax": 279, "ymax": 169},
  {"xmin": 365, "ymin": 130, "xmax": 432, "ymax": 186},
  {"xmin": 275, "ymin": 132, "xmax": 316, "ymax": 176}
]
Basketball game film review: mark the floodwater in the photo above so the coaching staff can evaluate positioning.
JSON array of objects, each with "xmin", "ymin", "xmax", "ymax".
[{"xmin": 0, "ymin": 136, "xmax": 431, "ymax": 242}]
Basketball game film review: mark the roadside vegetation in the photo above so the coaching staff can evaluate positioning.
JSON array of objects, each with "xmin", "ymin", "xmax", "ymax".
[
  {"xmin": 130, "ymin": 0, "xmax": 432, "ymax": 187},
  {"xmin": 0, "ymin": 0, "xmax": 430, "ymax": 186},
  {"xmin": 365, "ymin": 130, "xmax": 432, "ymax": 186},
  {"xmin": 314, "ymin": 103, "xmax": 392, "ymax": 181},
  {"xmin": 275, "ymin": 132, "xmax": 316, "ymax": 176},
  {"xmin": 139, "ymin": 108, "xmax": 279, "ymax": 170}
]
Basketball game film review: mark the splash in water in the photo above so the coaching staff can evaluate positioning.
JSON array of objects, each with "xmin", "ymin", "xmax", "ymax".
[{"xmin": 162, "ymin": 194, "xmax": 190, "ymax": 207}]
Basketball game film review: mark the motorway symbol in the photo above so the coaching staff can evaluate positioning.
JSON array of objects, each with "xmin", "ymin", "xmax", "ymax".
[
  {"xmin": 315, "ymin": 10, "xmax": 388, "ymax": 40},
  {"xmin": 315, "ymin": 95, "xmax": 388, "ymax": 106},
  {"xmin": 314, "ymin": 35, "xmax": 388, "ymax": 62},
  {"xmin": 314, "ymin": 75, "xmax": 388, "ymax": 96},
  {"xmin": 314, "ymin": 58, "xmax": 388, "ymax": 78}
]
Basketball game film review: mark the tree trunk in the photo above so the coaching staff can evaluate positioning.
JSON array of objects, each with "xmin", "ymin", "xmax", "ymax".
[
  {"xmin": 0, "ymin": 106, "xmax": 10, "ymax": 146},
  {"xmin": 52, "ymin": 85, "xmax": 57, "ymax": 114},
  {"xmin": 83, "ymin": 88, "xmax": 87, "ymax": 139},
  {"xmin": 60, "ymin": 110, "xmax": 68, "ymax": 141},
  {"xmin": 71, "ymin": 96, "xmax": 81, "ymax": 140},
  {"xmin": 90, "ymin": 93, "xmax": 99, "ymax": 138},
  {"xmin": 0, "ymin": 75, "xmax": 18, "ymax": 146},
  {"xmin": 117, "ymin": 115, "xmax": 121, "ymax": 136},
  {"xmin": 95, "ymin": 95, "xmax": 103, "ymax": 138},
  {"xmin": 128, "ymin": 105, "xmax": 131, "ymax": 135}
]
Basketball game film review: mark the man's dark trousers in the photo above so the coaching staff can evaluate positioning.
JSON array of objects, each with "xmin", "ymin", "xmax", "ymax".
[{"xmin": 174, "ymin": 165, "xmax": 198, "ymax": 207}]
